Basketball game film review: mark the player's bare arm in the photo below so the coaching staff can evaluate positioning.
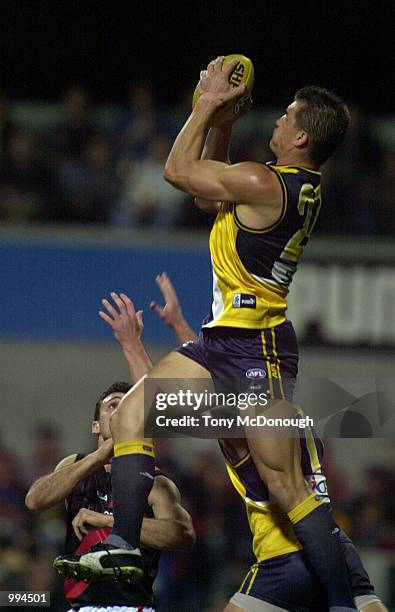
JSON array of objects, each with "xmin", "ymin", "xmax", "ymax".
[
  {"xmin": 195, "ymin": 92, "xmax": 252, "ymax": 213},
  {"xmin": 72, "ymin": 507, "xmax": 114, "ymax": 541},
  {"xmin": 194, "ymin": 122, "xmax": 233, "ymax": 213},
  {"xmin": 150, "ymin": 272, "xmax": 197, "ymax": 343},
  {"xmin": 99, "ymin": 292, "xmax": 152, "ymax": 383},
  {"xmin": 25, "ymin": 439, "xmax": 113, "ymax": 512},
  {"xmin": 71, "ymin": 476, "xmax": 195, "ymax": 552},
  {"xmin": 143, "ymin": 474, "xmax": 195, "ymax": 551},
  {"xmin": 164, "ymin": 56, "xmax": 282, "ymax": 223}
]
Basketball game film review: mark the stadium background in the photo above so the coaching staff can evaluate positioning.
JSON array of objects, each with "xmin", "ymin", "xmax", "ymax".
[{"xmin": 0, "ymin": 1, "xmax": 394, "ymax": 610}]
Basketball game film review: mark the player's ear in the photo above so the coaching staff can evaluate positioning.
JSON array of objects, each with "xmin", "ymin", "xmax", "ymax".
[
  {"xmin": 92, "ymin": 420, "xmax": 100, "ymax": 434},
  {"xmin": 295, "ymin": 130, "xmax": 309, "ymax": 150}
]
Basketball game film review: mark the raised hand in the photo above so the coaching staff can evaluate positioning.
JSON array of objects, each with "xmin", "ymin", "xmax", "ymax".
[
  {"xmin": 150, "ymin": 272, "xmax": 197, "ymax": 344},
  {"xmin": 150, "ymin": 272, "xmax": 183, "ymax": 328},
  {"xmin": 199, "ymin": 56, "xmax": 247, "ymax": 107},
  {"xmin": 99, "ymin": 292, "xmax": 143, "ymax": 350}
]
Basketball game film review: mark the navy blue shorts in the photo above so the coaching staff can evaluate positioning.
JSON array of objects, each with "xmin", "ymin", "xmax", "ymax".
[
  {"xmin": 239, "ymin": 531, "xmax": 374, "ymax": 611},
  {"xmin": 176, "ymin": 321, "xmax": 298, "ymax": 401}
]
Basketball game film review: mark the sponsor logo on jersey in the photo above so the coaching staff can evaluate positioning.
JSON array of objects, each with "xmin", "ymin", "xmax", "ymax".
[
  {"xmin": 246, "ymin": 368, "xmax": 266, "ymax": 379},
  {"xmin": 232, "ymin": 294, "xmax": 256, "ymax": 309}
]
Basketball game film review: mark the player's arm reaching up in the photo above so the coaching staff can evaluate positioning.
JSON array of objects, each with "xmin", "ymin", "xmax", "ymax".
[
  {"xmin": 149, "ymin": 272, "xmax": 197, "ymax": 343},
  {"xmin": 195, "ymin": 93, "xmax": 252, "ymax": 214},
  {"xmin": 99, "ymin": 291, "xmax": 152, "ymax": 383},
  {"xmin": 164, "ymin": 56, "xmax": 281, "ymax": 223},
  {"xmin": 101, "ymin": 275, "xmax": 196, "ymax": 350},
  {"xmin": 194, "ymin": 122, "xmax": 233, "ymax": 213}
]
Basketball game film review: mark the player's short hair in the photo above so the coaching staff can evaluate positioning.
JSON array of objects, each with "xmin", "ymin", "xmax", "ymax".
[
  {"xmin": 294, "ymin": 86, "xmax": 350, "ymax": 166},
  {"xmin": 94, "ymin": 382, "xmax": 132, "ymax": 421}
]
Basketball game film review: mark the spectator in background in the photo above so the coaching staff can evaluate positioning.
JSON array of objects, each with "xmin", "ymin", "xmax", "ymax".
[
  {"xmin": 111, "ymin": 81, "xmax": 169, "ymax": 164},
  {"xmin": 351, "ymin": 466, "xmax": 395, "ymax": 550},
  {"xmin": 0, "ymin": 130, "xmax": 56, "ymax": 221},
  {"xmin": 357, "ymin": 148, "xmax": 395, "ymax": 237},
  {"xmin": 0, "ymin": 448, "xmax": 27, "ymax": 530},
  {"xmin": 318, "ymin": 104, "xmax": 382, "ymax": 235},
  {"xmin": 59, "ymin": 133, "xmax": 119, "ymax": 223},
  {"xmin": 49, "ymin": 85, "xmax": 95, "ymax": 163},
  {"xmin": 115, "ymin": 132, "xmax": 187, "ymax": 227},
  {"xmin": 0, "ymin": 92, "xmax": 17, "ymax": 166},
  {"xmin": 24, "ymin": 423, "xmax": 63, "ymax": 486}
]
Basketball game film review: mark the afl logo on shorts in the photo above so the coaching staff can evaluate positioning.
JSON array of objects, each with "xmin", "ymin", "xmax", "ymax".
[{"xmin": 246, "ymin": 368, "xmax": 266, "ymax": 379}]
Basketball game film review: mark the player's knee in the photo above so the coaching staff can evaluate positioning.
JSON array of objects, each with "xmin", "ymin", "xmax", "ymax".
[{"xmin": 109, "ymin": 397, "xmax": 144, "ymax": 437}]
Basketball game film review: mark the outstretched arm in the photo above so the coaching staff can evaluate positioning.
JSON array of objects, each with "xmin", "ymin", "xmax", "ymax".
[
  {"xmin": 100, "ymin": 277, "xmax": 196, "ymax": 376},
  {"xmin": 150, "ymin": 272, "xmax": 197, "ymax": 343},
  {"xmin": 99, "ymin": 292, "xmax": 152, "ymax": 383},
  {"xmin": 25, "ymin": 440, "xmax": 114, "ymax": 512}
]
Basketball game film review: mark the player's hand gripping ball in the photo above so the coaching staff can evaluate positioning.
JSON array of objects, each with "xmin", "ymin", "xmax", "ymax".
[{"xmin": 192, "ymin": 54, "xmax": 254, "ymax": 126}]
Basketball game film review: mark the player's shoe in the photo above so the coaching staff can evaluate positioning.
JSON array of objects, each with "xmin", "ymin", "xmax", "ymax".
[{"xmin": 53, "ymin": 543, "xmax": 144, "ymax": 582}]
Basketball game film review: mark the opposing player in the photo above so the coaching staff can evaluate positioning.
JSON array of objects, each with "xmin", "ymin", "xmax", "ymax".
[
  {"xmin": 58, "ymin": 58, "xmax": 357, "ymax": 610},
  {"xmin": 25, "ymin": 378, "xmax": 195, "ymax": 611}
]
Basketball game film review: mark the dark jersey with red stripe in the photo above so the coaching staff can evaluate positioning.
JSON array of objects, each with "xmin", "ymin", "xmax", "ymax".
[{"xmin": 64, "ymin": 454, "xmax": 160, "ymax": 609}]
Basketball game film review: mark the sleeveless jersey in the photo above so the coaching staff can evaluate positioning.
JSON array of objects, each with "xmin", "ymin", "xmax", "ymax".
[
  {"xmin": 203, "ymin": 164, "xmax": 321, "ymax": 330},
  {"xmin": 64, "ymin": 455, "xmax": 160, "ymax": 609},
  {"xmin": 219, "ymin": 426, "xmax": 329, "ymax": 563}
]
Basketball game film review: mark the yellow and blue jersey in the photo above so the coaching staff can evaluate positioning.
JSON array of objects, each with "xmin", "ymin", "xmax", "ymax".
[{"xmin": 203, "ymin": 164, "xmax": 321, "ymax": 330}]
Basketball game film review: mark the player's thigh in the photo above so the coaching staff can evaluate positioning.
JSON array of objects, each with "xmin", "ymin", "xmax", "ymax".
[
  {"xmin": 146, "ymin": 350, "xmax": 214, "ymax": 418},
  {"xmin": 147, "ymin": 350, "xmax": 211, "ymax": 379},
  {"xmin": 115, "ymin": 351, "xmax": 212, "ymax": 426}
]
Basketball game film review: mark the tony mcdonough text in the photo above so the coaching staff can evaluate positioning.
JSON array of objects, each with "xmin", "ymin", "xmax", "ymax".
[{"xmin": 155, "ymin": 414, "xmax": 314, "ymax": 429}]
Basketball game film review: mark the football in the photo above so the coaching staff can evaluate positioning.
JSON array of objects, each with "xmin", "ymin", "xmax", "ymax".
[{"xmin": 192, "ymin": 54, "xmax": 254, "ymax": 126}]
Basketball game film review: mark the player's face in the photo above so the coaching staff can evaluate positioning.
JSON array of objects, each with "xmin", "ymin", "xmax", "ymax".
[
  {"xmin": 95, "ymin": 392, "xmax": 125, "ymax": 441},
  {"xmin": 269, "ymin": 100, "xmax": 303, "ymax": 157}
]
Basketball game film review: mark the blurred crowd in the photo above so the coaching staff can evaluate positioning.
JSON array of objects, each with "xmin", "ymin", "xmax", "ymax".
[
  {"xmin": 0, "ymin": 84, "xmax": 393, "ymax": 235},
  {"xmin": 0, "ymin": 425, "xmax": 394, "ymax": 611}
]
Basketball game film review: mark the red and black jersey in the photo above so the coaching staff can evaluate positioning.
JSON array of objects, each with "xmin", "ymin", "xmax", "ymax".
[{"xmin": 64, "ymin": 454, "xmax": 160, "ymax": 609}]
